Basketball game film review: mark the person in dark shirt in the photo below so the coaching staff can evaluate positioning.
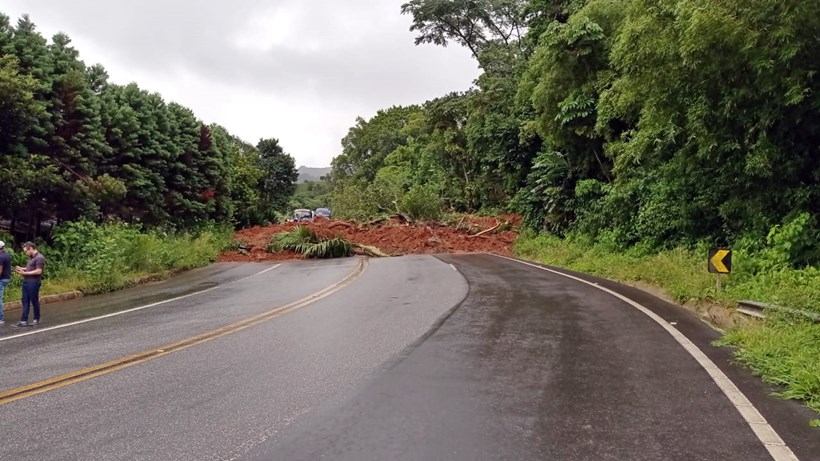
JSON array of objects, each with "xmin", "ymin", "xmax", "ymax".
[
  {"xmin": 0, "ymin": 240, "xmax": 11, "ymax": 325},
  {"xmin": 14, "ymin": 241, "xmax": 46, "ymax": 327}
]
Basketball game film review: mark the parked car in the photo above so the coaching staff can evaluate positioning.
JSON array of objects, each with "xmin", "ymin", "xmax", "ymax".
[
  {"xmin": 314, "ymin": 207, "xmax": 332, "ymax": 219},
  {"xmin": 289, "ymin": 209, "xmax": 314, "ymax": 222}
]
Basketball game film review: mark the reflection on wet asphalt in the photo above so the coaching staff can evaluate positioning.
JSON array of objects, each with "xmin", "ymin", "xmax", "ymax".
[
  {"xmin": 0, "ymin": 255, "xmax": 469, "ymax": 461},
  {"xmin": 248, "ymin": 254, "xmax": 804, "ymax": 461},
  {"xmin": 0, "ymin": 255, "xmax": 816, "ymax": 461}
]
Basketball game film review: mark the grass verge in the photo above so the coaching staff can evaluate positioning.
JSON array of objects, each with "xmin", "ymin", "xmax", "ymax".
[
  {"xmin": 513, "ymin": 231, "xmax": 820, "ymax": 417},
  {"xmin": 1, "ymin": 222, "xmax": 234, "ymax": 306}
]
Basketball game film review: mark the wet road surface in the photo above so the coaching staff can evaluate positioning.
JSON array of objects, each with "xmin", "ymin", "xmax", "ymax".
[
  {"xmin": 0, "ymin": 256, "xmax": 467, "ymax": 460},
  {"xmin": 247, "ymin": 254, "xmax": 817, "ymax": 461},
  {"xmin": 1, "ymin": 262, "xmax": 271, "ymax": 333},
  {"xmin": 0, "ymin": 254, "xmax": 816, "ymax": 460}
]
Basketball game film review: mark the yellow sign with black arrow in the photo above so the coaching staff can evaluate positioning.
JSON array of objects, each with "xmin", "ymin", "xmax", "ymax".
[{"xmin": 708, "ymin": 249, "xmax": 732, "ymax": 274}]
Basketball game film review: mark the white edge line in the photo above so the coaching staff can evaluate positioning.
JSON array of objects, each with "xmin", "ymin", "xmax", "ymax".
[
  {"xmin": 494, "ymin": 254, "xmax": 799, "ymax": 461},
  {"xmin": 449, "ymin": 264, "xmax": 458, "ymax": 272},
  {"xmin": 0, "ymin": 264, "xmax": 282, "ymax": 343}
]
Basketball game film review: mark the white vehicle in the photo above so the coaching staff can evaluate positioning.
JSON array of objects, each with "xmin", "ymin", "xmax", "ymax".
[{"xmin": 289, "ymin": 209, "xmax": 314, "ymax": 222}]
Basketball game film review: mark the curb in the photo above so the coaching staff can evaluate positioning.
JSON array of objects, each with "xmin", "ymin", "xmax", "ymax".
[{"xmin": 3, "ymin": 290, "xmax": 84, "ymax": 313}]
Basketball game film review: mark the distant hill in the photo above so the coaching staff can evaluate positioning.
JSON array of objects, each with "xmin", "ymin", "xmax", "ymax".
[{"xmin": 297, "ymin": 166, "xmax": 331, "ymax": 183}]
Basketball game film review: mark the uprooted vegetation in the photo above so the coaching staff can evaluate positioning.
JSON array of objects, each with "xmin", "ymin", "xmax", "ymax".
[
  {"xmin": 266, "ymin": 225, "xmax": 393, "ymax": 259},
  {"xmin": 267, "ymin": 226, "xmax": 353, "ymax": 258},
  {"xmin": 219, "ymin": 214, "xmax": 520, "ymax": 262}
]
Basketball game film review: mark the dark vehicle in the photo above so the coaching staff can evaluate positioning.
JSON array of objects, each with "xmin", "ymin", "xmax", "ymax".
[{"xmin": 314, "ymin": 208, "xmax": 332, "ymax": 219}]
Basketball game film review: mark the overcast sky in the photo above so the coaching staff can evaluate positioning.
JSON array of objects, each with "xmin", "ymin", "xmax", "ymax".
[{"xmin": 2, "ymin": 0, "xmax": 480, "ymax": 167}]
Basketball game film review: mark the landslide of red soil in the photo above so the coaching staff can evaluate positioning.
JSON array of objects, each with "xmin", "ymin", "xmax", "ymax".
[{"xmin": 218, "ymin": 215, "xmax": 521, "ymax": 262}]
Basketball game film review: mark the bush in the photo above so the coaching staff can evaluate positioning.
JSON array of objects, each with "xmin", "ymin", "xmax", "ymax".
[
  {"xmin": 45, "ymin": 220, "xmax": 233, "ymax": 294},
  {"xmin": 330, "ymin": 181, "xmax": 379, "ymax": 222},
  {"xmin": 400, "ymin": 185, "xmax": 442, "ymax": 221}
]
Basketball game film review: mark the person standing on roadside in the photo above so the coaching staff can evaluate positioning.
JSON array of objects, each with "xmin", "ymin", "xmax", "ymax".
[
  {"xmin": 0, "ymin": 241, "xmax": 11, "ymax": 325},
  {"xmin": 14, "ymin": 241, "xmax": 45, "ymax": 327}
]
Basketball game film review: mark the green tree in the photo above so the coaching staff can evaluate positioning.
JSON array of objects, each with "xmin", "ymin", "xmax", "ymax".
[
  {"xmin": 290, "ymin": 180, "xmax": 333, "ymax": 212},
  {"xmin": 256, "ymin": 138, "xmax": 298, "ymax": 218},
  {"xmin": 98, "ymin": 84, "xmax": 170, "ymax": 225},
  {"xmin": 1, "ymin": 13, "xmax": 290, "ymax": 235},
  {"xmin": 44, "ymin": 32, "xmax": 112, "ymax": 221},
  {"xmin": 0, "ymin": 54, "xmax": 40, "ymax": 158},
  {"xmin": 522, "ymin": 0, "xmax": 588, "ymax": 50},
  {"xmin": 1, "ymin": 17, "xmax": 65, "ymax": 235},
  {"xmin": 516, "ymin": 0, "xmax": 620, "ymax": 232},
  {"xmin": 199, "ymin": 124, "xmax": 233, "ymax": 224},
  {"xmin": 0, "ymin": 55, "xmax": 58, "ymax": 217},
  {"xmin": 332, "ymin": 105, "xmax": 422, "ymax": 182},
  {"xmin": 212, "ymin": 125, "xmax": 266, "ymax": 227},
  {"xmin": 401, "ymin": 0, "xmax": 529, "ymax": 65},
  {"xmin": 597, "ymin": 0, "xmax": 820, "ymax": 246}
]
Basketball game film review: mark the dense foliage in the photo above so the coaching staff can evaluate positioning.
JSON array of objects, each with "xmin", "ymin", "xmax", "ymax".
[
  {"xmin": 0, "ymin": 14, "xmax": 297, "ymax": 241},
  {"xmin": 330, "ymin": 0, "xmax": 819, "ymax": 267}
]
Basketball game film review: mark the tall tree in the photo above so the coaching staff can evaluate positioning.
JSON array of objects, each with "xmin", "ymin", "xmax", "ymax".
[
  {"xmin": 212, "ymin": 125, "xmax": 264, "ymax": 227},
  {"xmin": 8, "ymin": 15, "xmax": 53, "ymax": 155},
  {"xmin": 256, "ymin": 138, "xmax": 298, "ymax": 217},
  {"xmin": 45, "ymin": 32, "xmax": 111, "ymax": 221},
  {"xmin": 401, "ymin": 0, "xmax": 529, "ymax": 65},
  {"xmin": 332, "ymin": 106, "xmax": 421, "ymax": 182},
  {"xmin": 199, "ymin": 124, "xmax": 232, "ymax": 223},
  {"xmin": 164, "ymin": 102, "xmax": 207, "ymax": 226},
  {"xmin": 98, "ymin": 84, "xmax": 169, "ymax": 224},
  {"xmin": 0, "ymin": 53, "xmax": 58, "ymax": 217}
]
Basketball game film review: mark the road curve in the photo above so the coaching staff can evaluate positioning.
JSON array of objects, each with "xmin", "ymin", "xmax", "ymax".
[
  {"xmin": 0, "ymin": 254, "xmax": 816, "ymax": 461},
  {"xmin": 0, "ymin": 256, "xmax": 468, "ymax": 461},
  {"xmin": 247, "ymin": 254, "xmax": 817, "ymax": 461}
]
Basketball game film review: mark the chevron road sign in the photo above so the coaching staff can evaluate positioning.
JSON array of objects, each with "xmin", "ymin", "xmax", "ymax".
[{"xmin": 708, "ymin": 249, "xmax": 732, "ymax": 274}]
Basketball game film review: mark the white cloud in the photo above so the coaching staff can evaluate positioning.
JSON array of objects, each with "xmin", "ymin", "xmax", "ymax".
[{"xmin": 1, "ymin": 1, "xmax": 480, "ymax": 167}]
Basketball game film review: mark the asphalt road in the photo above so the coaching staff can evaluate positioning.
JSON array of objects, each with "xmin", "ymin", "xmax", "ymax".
[{"xmin": 0, "ymin": 254, "xmax": 816, "ymax": 460}]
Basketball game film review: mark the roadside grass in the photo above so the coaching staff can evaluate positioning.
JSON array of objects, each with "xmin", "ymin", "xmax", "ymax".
[
  {"xmin": 1, "ymin": 222, "xmax": 233, "ymax": 305},
  {"xmin": 513, "ymin": 231, "xmax": 820, "ymax": 416},
  {"xmin": 718, "ymin": 323, "xmax": 820, "ymax": 413}
]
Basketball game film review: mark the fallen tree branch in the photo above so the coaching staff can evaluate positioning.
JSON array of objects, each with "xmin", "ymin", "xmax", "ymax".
[
  {"xmin": 390, "ymin": 213, "xmax": 413, "ymax": 224},
  {"xmin": 353, "ymin": 243, "xmax": 392, "ymax": 257},
  {"xmin": 455, "ymin": 215, "xmax": 466, "ymax": 230},
  {"xmin": 366, "ymin": 217, "xmax": 388, "ymax": 226},
  {"xmin": 328, "ymin": 221, "xmax": 355, "ymax": 229},
  {"xmin": 468, "ymin": 221, "xmax": 501, "ymax": 238}
]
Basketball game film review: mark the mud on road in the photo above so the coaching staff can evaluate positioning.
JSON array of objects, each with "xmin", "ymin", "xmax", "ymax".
[{"xmin": 219, "ymin": 215, "xmax": 520, "ymax": 262}]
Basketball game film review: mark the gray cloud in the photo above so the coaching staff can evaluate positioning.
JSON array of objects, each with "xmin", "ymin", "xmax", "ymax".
[
  {"xmin": 2, "ymin": 0, "xmax": 479, "ymax": 165},
  {"xmin": 6, "ymin": 0, "xmax": 476, "ymax": 104}
]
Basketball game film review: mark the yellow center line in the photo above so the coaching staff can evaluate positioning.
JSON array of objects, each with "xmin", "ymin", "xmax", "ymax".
[{"xmin": 0, "ymin": 257, "xmax": 368, "ymax": 406}]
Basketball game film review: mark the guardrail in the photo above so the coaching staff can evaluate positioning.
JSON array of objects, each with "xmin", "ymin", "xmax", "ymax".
[{"xmin": 737, "ymin": 300, "xmax": 820, "ymax": 323}]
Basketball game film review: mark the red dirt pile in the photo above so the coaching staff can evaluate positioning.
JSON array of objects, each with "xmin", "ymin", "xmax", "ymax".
[{"xmin": 219, "ymin": 215, "xmax": 521, "ymax": 262}]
